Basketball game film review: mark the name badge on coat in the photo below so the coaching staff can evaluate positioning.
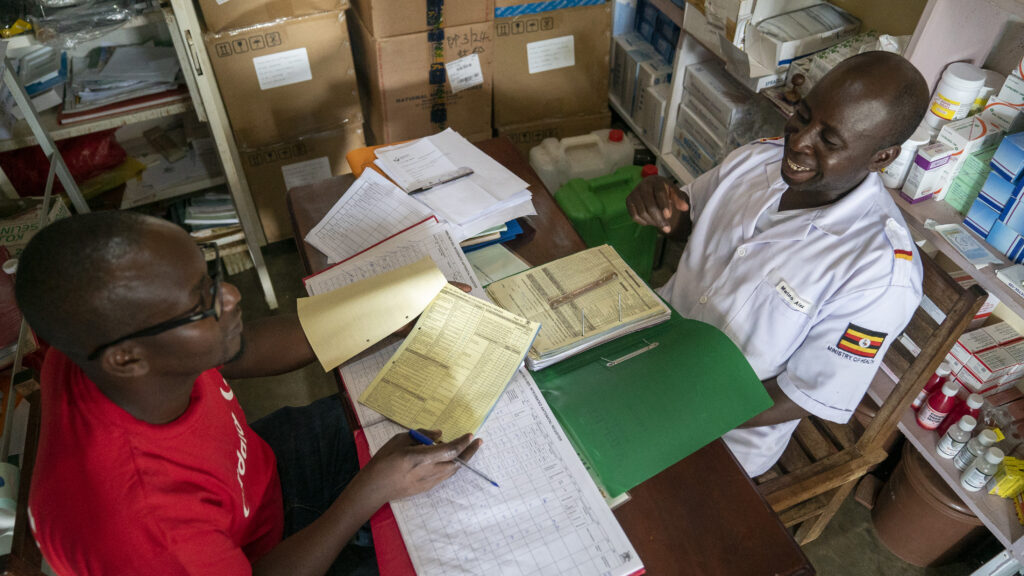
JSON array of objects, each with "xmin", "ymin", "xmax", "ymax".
[{"xmin": 775, "ymin": 280, "xmax": 812, "ymax": 315}]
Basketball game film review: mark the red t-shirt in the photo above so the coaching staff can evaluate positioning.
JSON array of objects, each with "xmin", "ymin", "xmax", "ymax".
[{"xmin": 29, "ymin": 349, "xmax": 283, "ymax": 575}]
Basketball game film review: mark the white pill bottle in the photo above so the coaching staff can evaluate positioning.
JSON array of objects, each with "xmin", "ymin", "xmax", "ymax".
[{"xmin": 925, "ymin": 62, "xmax": 986, "ymax": 130}]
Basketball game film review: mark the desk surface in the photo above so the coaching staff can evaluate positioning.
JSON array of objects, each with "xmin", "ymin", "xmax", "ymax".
[{"xmin": 287, "ymin": 137, "xmax": 814, "ymax": 576}]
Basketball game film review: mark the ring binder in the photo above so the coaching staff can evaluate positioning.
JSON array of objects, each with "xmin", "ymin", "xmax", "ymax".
[{"xmin": 603, "ymin": 340, "xmax": 659, "ymax": 367}]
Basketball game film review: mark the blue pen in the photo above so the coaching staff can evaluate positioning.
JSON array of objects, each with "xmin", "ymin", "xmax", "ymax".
[{"xmin": 408, "ymin": 429, "xmax": 499, "ymax": 488}]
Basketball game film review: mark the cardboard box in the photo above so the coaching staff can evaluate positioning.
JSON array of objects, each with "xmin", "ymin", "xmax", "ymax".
[
  {"xmin": 493, "ymin": 1, "xmax": 611, "ymax": 126},
  {"xmin": 350, "ymin": 13, "xmax": 494, "ymax": 144},
  {"xmin": 197, "ymin": 0, "xmax": 343, "ymax": 34},
  {"xmin": 495, "ymin": 110, "xmax": 612, "ymax": 157},
  {"xmin": 241, "ymin": 124, "xmax": 366, "ymax": 242},
  {"xmin": 901, "ymin": 142, "xmax": 953, "ymax": 202},
  {"xmin": 635, "ymin": 83, "xmax": 670, "ymax": 145},
  {"xmin": 682, "ymin": 60, "xmax": 754, "ymax": 133},
  {"xmin": 350, "ymin": 0, "xmax": 493, "ymax": 38},
  {"xmin": 205, "ymin": 10, "xmax": 361, "ymax": 149},
  {"xmin": 745, "ymin": 3, "xmax": 859, "ymax": 69}
]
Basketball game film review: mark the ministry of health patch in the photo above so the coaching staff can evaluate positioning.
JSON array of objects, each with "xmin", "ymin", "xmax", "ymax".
[{"xmin": 837, "ymin": 323, "xmax": 886, "ymax": 359}]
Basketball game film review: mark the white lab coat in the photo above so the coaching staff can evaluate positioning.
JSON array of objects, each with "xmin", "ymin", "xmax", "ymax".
[{"xmin": 658, "ymin": 141, "xmax": 923, "ymax": 477}]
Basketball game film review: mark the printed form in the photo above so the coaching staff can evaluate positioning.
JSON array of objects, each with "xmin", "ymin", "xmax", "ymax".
[
  {"xmin": 361, "ymin": 370, "xmax": 643, "ymax": 576},
  {"xmin": 358, "ymin": 284, "xmax": 540, "ymax": 441},
  {"xmin": 303, "ymin": 169, "xmax": 433, "ymax": 264}
]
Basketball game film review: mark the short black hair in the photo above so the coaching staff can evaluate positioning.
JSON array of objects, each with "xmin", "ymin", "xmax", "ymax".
[{"xmin": 15, "ymin": 211, "xmax": 155, "ymax": 358}]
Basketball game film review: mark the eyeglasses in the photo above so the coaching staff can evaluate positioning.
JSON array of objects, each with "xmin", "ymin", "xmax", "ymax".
[{"xmin": 87, "ymin": 244, "xmax": 224, "ymax": 361}]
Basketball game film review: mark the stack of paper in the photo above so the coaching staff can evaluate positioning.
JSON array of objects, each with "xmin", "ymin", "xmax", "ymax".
[
  {"xmin": 373, "ymin": 128, "xmax": 536, "ymax": 242},
  {"xmin": 60, "ymin": 44, "xmax": 186, "ymax": 124},
  {"xmin": 486, "ymin": 245, "xmax": 671, "ymax": 370},
  {"xmin": 1, "ymin": 46, "xmax": 66, "ymax": 121}
]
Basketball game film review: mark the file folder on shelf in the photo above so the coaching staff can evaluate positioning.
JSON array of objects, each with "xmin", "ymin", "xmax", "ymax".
[{"xmin": 531, "ymin": 308, "xmax": 773, "ymax": 498}]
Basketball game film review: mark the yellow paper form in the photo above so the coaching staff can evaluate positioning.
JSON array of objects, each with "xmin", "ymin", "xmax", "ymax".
[
  {"xmin": 297, "ymin": 257, "xmax": 447, "ymax": 371},
  {"xmin": 485, "ymin": 244, "xmax": 667, "ymax": 361},
  {"xmin": 358, "ymin": 284, "xmax": 540, "ymax": 441}
]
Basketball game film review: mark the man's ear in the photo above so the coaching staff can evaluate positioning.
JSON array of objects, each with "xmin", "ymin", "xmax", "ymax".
[
  {"xmin": 99, "ymin": 343, "xmax": 151, "ymax": 379},
  {"xmin": 869, "ymin": 144, "xmax": 901, "ymax": 172}
]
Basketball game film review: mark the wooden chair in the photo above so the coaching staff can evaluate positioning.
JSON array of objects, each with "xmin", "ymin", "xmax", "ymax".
[{"xmin": 754, "ymin": 251, "xmax": 986, "ymax": 545}]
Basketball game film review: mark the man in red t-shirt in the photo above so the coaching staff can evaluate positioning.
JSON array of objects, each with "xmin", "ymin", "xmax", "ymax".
[{"xmin": 15, "ymin": 211, "xmax": 481, "ymax": 575}]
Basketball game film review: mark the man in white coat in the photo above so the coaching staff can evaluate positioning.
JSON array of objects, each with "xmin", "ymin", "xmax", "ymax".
[{"xmin": 626, "ymin": 51, "xmax": 929, "ymax": 477}]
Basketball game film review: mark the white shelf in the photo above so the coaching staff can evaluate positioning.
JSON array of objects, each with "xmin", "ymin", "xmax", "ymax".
[
  {"xmin": 0, "ymin": 101, "xmax": 193, "ymax": 153},
  {"xmin": 659, "ymin": 153, "xmax": 696, "ymax": 185},
  {"xmin": 888, "ymin": 188, "xmax": 1024, "ymax": 321},
  {"xmin": 609, "ymin": 92, "xmax": 660, "ymax": 154}
]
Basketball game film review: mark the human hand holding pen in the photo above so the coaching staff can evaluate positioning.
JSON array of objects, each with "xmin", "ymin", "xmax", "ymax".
[
  {"xmin": 357, "ymin": 428, "xmax": 482, "ymax": 504},
  {"xmin": 408, "ymin": 429, "xmax": 499, "ymax": 487}
]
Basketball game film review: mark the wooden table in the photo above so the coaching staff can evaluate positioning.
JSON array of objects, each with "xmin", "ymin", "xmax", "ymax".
[{"xmin": 287, "ymin": 137, "xmax": 814, "ymax": 576}]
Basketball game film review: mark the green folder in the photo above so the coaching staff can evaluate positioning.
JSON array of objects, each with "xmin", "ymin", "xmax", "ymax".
[{"xmin": 531, "ymin": 307, "xmax": 773, "ymax": 498}]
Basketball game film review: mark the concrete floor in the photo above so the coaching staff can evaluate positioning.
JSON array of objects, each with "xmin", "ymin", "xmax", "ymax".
[{"xmin": 226, "ymin": 239, "xmax": 1006, "ymax": 575}]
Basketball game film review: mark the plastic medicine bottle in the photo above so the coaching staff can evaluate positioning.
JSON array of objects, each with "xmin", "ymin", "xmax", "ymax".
[
  {"xmin": 911, "ymin": 361, "xmax": 952, "ymax": 411},
  {"xmin": 953, "ymin": 428, "xmax": 999, "ymax": 472},
  {"xmin": 936, "ymin": 415, "xmax": 977, "ymax": 459},
  {"xmin": 925, "ymin": 62, "xmax": 986, "ymax": 129},
  {"xmin": 936, "ymin": 393, "xmax": 984, "ymax": 437},
  {"xmin": 961, "ymin": 447, "xmax": 1004, "ymax": 492},
  {"xmin": 916, "ymin": 380, "xmax": 959, "ymax": 430}
]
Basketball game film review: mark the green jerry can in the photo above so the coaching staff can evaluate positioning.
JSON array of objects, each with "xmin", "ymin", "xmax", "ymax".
[{"xmin": 554, "ymin": 165, "xmax": 658, "ymax": 282}]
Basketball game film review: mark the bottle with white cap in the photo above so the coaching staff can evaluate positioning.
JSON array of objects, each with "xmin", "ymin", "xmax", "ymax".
[
  {"xmin": 916, "ymin": 380, "xmax": 959, "ymax": 430},
  {"xmin": 881, "ymin": 124, "xmax": 933, "ymax": 189},
  {"xmin": 936, "ymin": 393, "xmax": 984, "ymax": 437},
  {"xmin": 925, "ymin": 62, "xmax": 986, "ymax": 129},
  {"xmin": 953, "ymin": 428, "xmax": 999, "ymax": 471},
  {"xmin": 936, "ymin": 415, "xmax": 977, "ymax": 459},
  {"xmin": 960, "ymin": 446, "xmax": 1004, "ymax": 492}
]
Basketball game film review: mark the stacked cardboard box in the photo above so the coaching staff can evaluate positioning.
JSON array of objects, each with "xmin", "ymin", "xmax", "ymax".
[
  {"xmin": 200, "ymin": 3, "xmax": 365, "ymax": 242},
  {"xmin": 946, "ymin": 322, "xmax": 1024, "ymax": 396},
  {"xmin": 349, "ymin": 0, "xmax": 495, "ymax": 144},
  {"xmin": 493, "ymin": 0, "xmax": 612, "ymax": 156}
]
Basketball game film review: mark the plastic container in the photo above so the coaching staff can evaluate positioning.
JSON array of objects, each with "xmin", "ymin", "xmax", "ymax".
[
  {"xmin": 529, "ymin": 129, "xmax": 634, "ymax": 195},
  {"xmin": 872, "ymin": 442, "xmax": 986, "ymax": 567},
  {"xmin": 880, "ymin": 124, "xmax": 932, "ymax": 190},
  {"xmin": 924, "ymin": 62, "xmax": 986, "ymax": 130},
  {"xmin": 911, "ymin": 360, "xmax": 953, "ymax": 411},
  {"xmin": 916, "ymin": 380, "xmax": 959, "ymax": 430},
  {"xmin": 936, "ymin": 415, "xmax": 977, "ymax": 459},
  {"xmin": 960, "ymin": 446, "xmax": 1004, "ymax": 492},
  {"xmin": 936, "ymin": 393, "xmax": 983, "ymax": 437},
  {"xmin": 953, "ymin": 429, "xmax": 999, "ymax": 472},
  {"xmin": 554, "ymin": 165, "xmax": 659, "ymax": 281}
]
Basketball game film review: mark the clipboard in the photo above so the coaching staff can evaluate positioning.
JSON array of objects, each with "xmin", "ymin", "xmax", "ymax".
[{"xmin": 531, "ymin": 305, "xmax": 773, "ymax": 498}]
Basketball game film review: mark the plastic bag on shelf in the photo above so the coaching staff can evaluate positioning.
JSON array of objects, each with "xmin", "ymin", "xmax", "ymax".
[
  {"xmin": 29, "ymin": 0, "xmax": 136, "ymax": 48},
  {"xmin": 0, "ymin": 129, "xmax": 127, "ymax": 197}
]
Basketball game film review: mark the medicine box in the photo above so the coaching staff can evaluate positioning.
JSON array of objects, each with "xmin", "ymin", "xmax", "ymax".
[
  {"xmin": 951, "ymin": 322, "xmax": 1024, "ymax": 361},
  {"xmin": 901, "ymin": 142, "xmax": 954, "ymax": 202},
  {"xmin": 611, "ymin": 34, "xmax": 647, "ymax": 108},
  {"xmin": 999, "ymin": 73, "xmax": 1024, "ymax": 106},
  {"xmin": 623, "ymin": 46, "xmax": 661, "ymax": 116},
  {"xmin": 992, "ymin": 132, "xmax": 1024, "ymax": 184},
  {"xmin": 965, "ymin": 200, "xmax": 1000, "ymax": 237},
  {"xmin": 635, "ymin": 83, "xmax": 670, "ymax": 146},
  {"xmin": 982, "ymin": 98, "xmax": 1024, "ymax": 134},
  {"xmin": 673, "ymin": 128, "xmax": 719, "ymax": 174},
  {"xmin": 682, "ymin": 61, "xmax": 754, "ymax": 133},
  {"xmin": 978, "ymin": 171, "xmax": 1020, "ymax": 213},
  {"xmin": 987, "ymin": 221, "xmax": 1024, "ymax": 262},
  {"xmin": 635, "ymin": 58, "xmax": 672, "ymax": 118},
  {"xmin": 961, "ymin": 346, "xmax": 1020, "ymax": 383},
  {"xmin": 744, "ymin": 3, "xmax": 859, "ymax": 69},
  {"xmin": 675, "ymin": 101, "xmax": 728, "ymax": 162}
]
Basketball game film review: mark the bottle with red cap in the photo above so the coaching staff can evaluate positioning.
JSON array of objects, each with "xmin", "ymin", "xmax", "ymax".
[
  {"xmin": 641, "ymin": 164, "xmax": 658, "ymax": 178},
  {"xmin": 917, "ymin": 380, "xmax": 960, "ymax": 430},
  {"xmin": 911, "ymin": 360, "xmax": 953, "ymax": 411},
  {"xmin": 935, "ymin": 393, "xmax": 984, "ymax": 436}
]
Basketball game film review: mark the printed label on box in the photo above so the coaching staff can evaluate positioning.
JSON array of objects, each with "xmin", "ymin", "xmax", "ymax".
[
  {"xmin": 526, "ymin": 35, "xmax": 575, "ymax": 75},
  {"xmin": 446, "ymin": 54, "xmax": 484, "ymax": 94},
  {"xmin": 216, "ymin": 0, "xmax": 229, "ymax": 5},
  {"xmin": 281, "ymin": 156, "xmax": 332, "ymax": 190},
  {"xmin": 253, "ymin": 48, "xmax": 313, "ymax": 91}
]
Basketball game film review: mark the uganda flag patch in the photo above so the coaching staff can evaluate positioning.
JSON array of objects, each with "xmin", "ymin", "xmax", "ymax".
[{"xmin": 837, "ymin": 324, "xmax": 886, "ymax": 359}]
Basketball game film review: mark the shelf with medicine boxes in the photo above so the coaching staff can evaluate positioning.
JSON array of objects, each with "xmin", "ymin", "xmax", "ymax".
[
  {"xmin": 0, "ymin": 3, "xmax": 280, "ymax": 309},
  {"xmin": 867, "ymin": 368, "xmax": 1024, "ymax": 563}
]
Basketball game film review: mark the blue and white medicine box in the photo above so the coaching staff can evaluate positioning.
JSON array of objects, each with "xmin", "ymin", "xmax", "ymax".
[
  {"xmin": 988, "ymin": 220, "xmax": 1024, "ymax": 262},
  {"xmin": 965, "ymin": 201, "xmax": 1001, "ymax": 237},
  {"xmin": 978, "ymin": 172, "xmax": 1020, "ymax": 213},
  {"xmin": 992, "ymin": 132, "xmax": 1024, "ymax": 184},
  {"xmin": 1002, "ymin": 183, "xmax": 1024, "ymax": 233}
]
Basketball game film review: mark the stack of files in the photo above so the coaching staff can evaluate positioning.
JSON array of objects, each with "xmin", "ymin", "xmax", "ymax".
[
  {"xmin": 302, "ymin": 219, "xmax": 644, "ymax": 576},
  {"xmin": 485, "ymin": 244, "xmax": 671, "ymax": 370},
  {"xmin": 183, "ymin": 192, "xmax": 238, "ymax": 228},
  {"xmin": 1, "ymin": 46, "xmax": 66, "ymax": 120},
  {"xmin": 120, "ymin": 137, "xmax": 222, "ymax": 209},
  {"xmin": 59, "ymin": 44, "xmax": 186, "ymax": 125},
  {"xmin": 372, "ymin": 128, "xmax": 536, "ymax": 242}
]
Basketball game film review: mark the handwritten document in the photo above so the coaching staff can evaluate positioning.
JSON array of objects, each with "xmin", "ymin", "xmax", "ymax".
[
  {"xmin": 296, "ymin": 257, "xmax": 447, "ymax": 371},
  {"xmin": 359, "ymin": 285, "xmax": 540, "ymax": 441},
  {"xmin": 304, "ymin": 169, "xmax": 433, "ymax": 264},
  {"xmin": 361, "ymin": 370, "xmax": 643, "ymax": 576}
]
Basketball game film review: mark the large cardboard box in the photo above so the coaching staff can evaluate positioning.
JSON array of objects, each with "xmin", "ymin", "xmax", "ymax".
[
  {"xmin": 241, "ymin": 124, "xmax": 366, "ymax": 242},
  {"xmin": 197, "ymin": 0, "xmax": 343, "ymax": 33},
  {"xmin": 350, "ymin": 0, "xmax": 493, "ymax": 38},
  {"xmin": 496, "ymin": 110, "xmax": 612, "ymax": 158},
  {"xmin": 493, "ymin": 1, "xmax": 611, "ymax": 126},
  {"xmin": 205, "ymin": 10, "xmax": 361, "ymax": 149},
  {"xmin": 349, "ymin": 13, "xmax": 494, "ymax": 144}
]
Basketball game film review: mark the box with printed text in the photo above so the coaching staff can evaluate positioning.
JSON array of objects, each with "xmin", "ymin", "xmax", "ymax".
[{"xmin": 197, "ymin": 0, "xmax": 343, "ymax": 34}]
